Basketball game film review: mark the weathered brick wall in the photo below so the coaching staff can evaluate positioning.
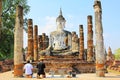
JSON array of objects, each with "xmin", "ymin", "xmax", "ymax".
[
  {"xmin": 40, "ymin": 56, "xmax": 95, "ymax": 74},
  {"xmin": 108, "ymin": 60, "xmax": 120, "ymax": 72},
  {"xmin": 0, "ymin": 59, "xmax": 13, "ymax": 72}
]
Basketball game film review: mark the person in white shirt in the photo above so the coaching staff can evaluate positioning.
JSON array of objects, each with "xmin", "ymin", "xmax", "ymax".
[{"xmin": 23, "ymin": 60, "xmax": 33, "ymax": 78}]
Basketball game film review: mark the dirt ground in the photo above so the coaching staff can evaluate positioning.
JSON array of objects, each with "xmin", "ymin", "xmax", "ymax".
[{"xmin": 0, "ymin": 71, "xmax": 120, "ymax": 80}]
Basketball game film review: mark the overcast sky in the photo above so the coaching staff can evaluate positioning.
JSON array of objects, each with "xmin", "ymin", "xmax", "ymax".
[{"xmin": 23, "ymin": 0, "xmax": 120, "ymax": 53}]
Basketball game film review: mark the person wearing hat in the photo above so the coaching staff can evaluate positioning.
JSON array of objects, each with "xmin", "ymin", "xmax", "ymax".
[{"xmin": 36, "ymin": 58, "xmax": 46, "ymax": 79}]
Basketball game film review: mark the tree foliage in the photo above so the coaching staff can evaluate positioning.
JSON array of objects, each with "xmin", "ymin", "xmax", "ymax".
[
  {"xmin": 114, "ymin": 48, "xmax": 120, "ymax": 60},
  {"xmin": 0, "ymin": 0, "xmax": 30, "ymax": 59}
]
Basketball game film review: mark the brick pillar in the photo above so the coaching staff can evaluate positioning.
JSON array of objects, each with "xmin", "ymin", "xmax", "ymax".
[
  {"xmin": 94, "ymin": 0, "xmax": 105, "ymax": 77},
  {"xmin": 46, "ymin": 36, "xmax": 49, "ymax": 48},
  {"xmin": 38, "ymin": 35, "xmax": 42, "ymax": 50},
  {"xmin": 68, "ymin": 34, "xmax": 72, "ymax": 50},
  {"xmin": 79, "ymin": 25, "xmax": 84, "ymax": 60},
  {"xmin": 34, "ymin": 25, "xmax": 38, "ymax": 61},
  {"xmin": 42, "ymin": 33, "xmax": 46, "ymax": 50},
  {"xmin": 14, "ymin": 5, "xmax": 23, "ymax": 77},
  {"xmin": 27, "ymin": 19, "xmax": 33, "ymax": 61},
  {"xmin": 72, "ymin": 32, "xmax": 79, "ymax": 51},
  {"xmin": 87, "ymin": 15, "xmax": 93, "ymax": 62}
]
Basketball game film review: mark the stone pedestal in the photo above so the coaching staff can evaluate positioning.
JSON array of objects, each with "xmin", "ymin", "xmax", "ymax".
[
  {"xmin": 43, "ymin": 56, "xmax": 95, "ymax": 74},
  {"xmin": 96, "ymin": 63, "xmax": 105, "ymax": 77},
  {"xmin": 14, "ymin": 63, "xmax": 24, "ymax": 77}
]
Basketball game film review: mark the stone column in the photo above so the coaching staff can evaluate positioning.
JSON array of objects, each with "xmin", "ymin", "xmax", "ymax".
[
  {"xmin": 38, "ymin": 35, "xmax": 42, "ymax": 50},
  {"xmin": 0, "ymin": 0, "xmax": 2, "ymax": 37},
  {"xmin": 42, "ymin": 33, "xmax": 49, "ymax": 50},
  {"xmin": 94, "ymin": 0, "xmax": 106, "ymax": 77},
  {"xmin": 27, "ymin": 19, "xmax": 33, "ymax": 61},
  {"xmin": 14, "ymin": 5, "xmax": 23, "ymax": 77},
  {"xmin": 79, "ymin": 25, "xmax": 84, "ymax": 60},
  {"xmin": 34, "ymin": 25, "xmax": 38, "ymax": 61},
  {"xmin": 72, "ymin": 32, "xmax": 79, "ymax": 52},
  {"xmin": 87, "ymin": 15, "xmax": 93, "ymax": 62},
  {"xmin": 68, "ymin": 34, "xmax": 72, "ymax": 50},
  {"xmin": 42, "ymin": 33, "xmax": 46, "ymax": 50},
  {"xmin": 72, "ymin": 32, "xmax": 76, "ymax": 51},
  {"xmin": 46, "ymin": 36, "xmax": 49, "ymax": 48}
]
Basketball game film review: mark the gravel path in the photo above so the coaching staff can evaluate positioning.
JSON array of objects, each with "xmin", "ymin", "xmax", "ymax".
[{"xmin": 0, "ymin": 71, "xmax": 120, "ymax": 80}]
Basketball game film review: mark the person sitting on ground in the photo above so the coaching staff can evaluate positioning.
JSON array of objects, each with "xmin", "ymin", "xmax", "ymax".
[
  {"xmin": 71, "ymin": 70, "xmax": 76, "ymax": 77},
  {"xmin": 36, "ymin": 58, "xmax": 46, "ymax": 79},
  {"xmin": 66, "ymin": 67, "xmax": 72, "ymax": 78},
  {"xmin": 49, "ymin": 68, "xmax": 55, "ymax": 77},
  {"xmin": 23, "ymin": 60, "xmax": 33, "ymax": 78}
]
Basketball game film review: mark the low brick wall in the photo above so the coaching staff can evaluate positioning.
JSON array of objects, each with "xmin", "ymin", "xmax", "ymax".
[
  {"xmin": 43, "ymin": 58, "xmax": 95, "ymax": 74},
  {"xmin": 0, "ymin": 59, "xmax": 13, "ymax": 72},
  {"xmin": 24, "ymin": 58, "xmax": 95, "ymax": 74},
  {"xmin": 107, "ymin": 60, "xmax": 120, "ymax": 72}
]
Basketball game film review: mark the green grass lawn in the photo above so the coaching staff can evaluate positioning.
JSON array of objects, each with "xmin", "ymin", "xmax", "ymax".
[{"xmin": 107, "ymin": 69, "xmax": 120, "ymax": 74}]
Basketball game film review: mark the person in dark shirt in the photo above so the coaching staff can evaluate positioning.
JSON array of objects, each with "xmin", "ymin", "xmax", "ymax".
[{"xmin": 36, "ymin": 58, "xmax": 46, "ymax": 78}]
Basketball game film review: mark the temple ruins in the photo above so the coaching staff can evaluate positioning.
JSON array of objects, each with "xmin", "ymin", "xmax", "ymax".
[{"xmin": 14, "ymin": 0, "xmax": 107, "ymax": 77}]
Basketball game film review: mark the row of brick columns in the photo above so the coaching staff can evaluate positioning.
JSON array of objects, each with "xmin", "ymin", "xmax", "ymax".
[
  {"xmin": 78, "ymin": 1, "xmax": 106, "ymax": 76},
  {"xmin": 79, "ymin": 15, "xmax": 94, "ymax": 61},
  {"xmin": 38, "ymin": 33, "xmax": 49, "ymax": 50},
  {"xmin": 27, "ymin": 21, "xmax": 50, "ymax": 61},
  {"xmin": 27, "ymin": 19, "xmax": 39, "ymax": 61},
  {"xmin": 14, "ymin": 0, "xmax": 106, "ymax": 77}
]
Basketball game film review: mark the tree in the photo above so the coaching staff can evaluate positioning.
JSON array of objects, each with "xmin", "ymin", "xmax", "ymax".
[
  {"xmin": 0, "ymin": 0, "xmax": 30, "ymax": 59},
  {"xmin": 114, "ymin": 48, "xmax": 120, "ymax": 60},
  {"xmin": 0, "ymin": 0, "xmax": 2, "ymax": 38}
]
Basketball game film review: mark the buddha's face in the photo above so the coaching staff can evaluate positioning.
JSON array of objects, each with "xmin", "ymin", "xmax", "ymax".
[{"xmin": 56, "ymin": 21, "xmax": 65, "ymax": 30}]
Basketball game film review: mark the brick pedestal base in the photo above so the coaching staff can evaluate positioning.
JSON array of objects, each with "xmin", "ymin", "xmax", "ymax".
[
  {"xmin": 14, "ymin": 63, "xmax": 23, "ymax": 77},
  {"xmin": 96, "ymin": 70, "xmax": 105, "ymax": 77}
]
